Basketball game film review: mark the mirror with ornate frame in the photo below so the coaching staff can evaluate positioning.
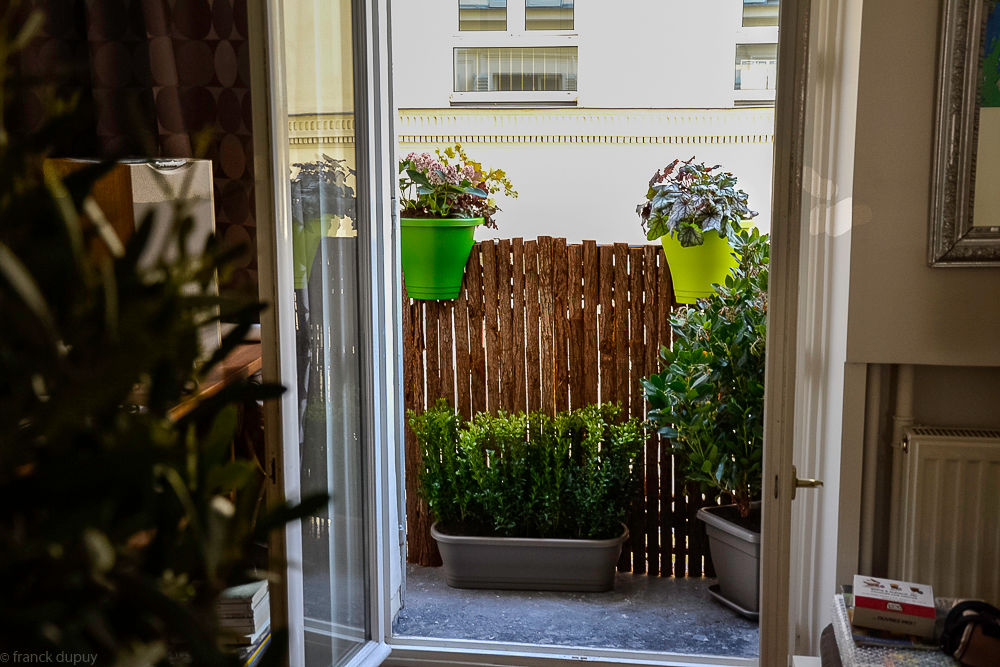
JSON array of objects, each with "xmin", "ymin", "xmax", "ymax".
[{"xmin": 930, "ymin": 0, "xmax": 1000, "ymax": 265}]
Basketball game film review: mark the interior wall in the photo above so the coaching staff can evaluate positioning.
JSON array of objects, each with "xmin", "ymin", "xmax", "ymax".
[
  {"xmin": 848, "ymin": 0, "xmax": 1000, "ymax": 583},
  {"xmin": 847, "ymin": 0, "xmax": 1000, "ymax": 367}
]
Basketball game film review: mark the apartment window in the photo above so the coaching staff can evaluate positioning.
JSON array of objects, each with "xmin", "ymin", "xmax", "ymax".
[
  {"xmin": 525, "ymin": 0, "xmax": 574, "ymax": 30},
  {"xmin": 459, "ymin": 0, "xmax": 507, "ymax": 31},
  {"xmin": 742, "ymin": 0, "xmax": 779, "ymax": 27},
  {"xmin": 454, "ymin": 47, "xmax": 577, "ymax": 92},
  {"xmin": 735, "ymin": 43, "xmax": 777, "ymax": 90}
]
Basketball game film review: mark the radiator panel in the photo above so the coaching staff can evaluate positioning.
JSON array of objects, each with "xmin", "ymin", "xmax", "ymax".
[{"xmin": 894, "ymin": 428, "xmax": 1000, "ymax": 604}]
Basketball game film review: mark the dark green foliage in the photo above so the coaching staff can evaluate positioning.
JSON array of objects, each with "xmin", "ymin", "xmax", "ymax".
[
  {"xmin": 642, "ymin": 228, "xmax": 768, "ymax": 518},
  {"xmin": 0, "ymin": 13, "xmax": 322, "ymax": 664},
  {"xmin": 637, "ymin": 157, "xmax": 757, "ymax": 247},
  {"xmin": 411, "ymin": 401, "xmax": 645, "ymax": 540}
]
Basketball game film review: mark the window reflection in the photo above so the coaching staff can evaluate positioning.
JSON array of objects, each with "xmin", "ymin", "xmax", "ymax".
[
  {"xmin": 525, "ymin": 0, "xmax": 574, "ymax": 30},
  {"xmin": 459, "ymin": 0, "xmax": 507, "ymax": 31},
  {"xmin": 742, "ymin": 0, "xmax": 779, "ymax": 27},
  {"xmin": 454, "ymin": 47, "xmax": 578, "ymax": 92}
]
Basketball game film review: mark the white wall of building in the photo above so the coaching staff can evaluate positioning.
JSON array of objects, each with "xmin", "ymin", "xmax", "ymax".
[
  {"xmin": 391, "ymin": 0, "xmax": 773, "ymax": 109},
  {"xmin": 391, "ymin": 0, "xmax": 777, "ymax": 245},
  {"xmin": 398, "ymin": 108, "xmax": 774, "ymax": 245}
]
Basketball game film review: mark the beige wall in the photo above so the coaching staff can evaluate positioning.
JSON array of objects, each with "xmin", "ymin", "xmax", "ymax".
[{"xmin": 848, "ymin": 0, "xmax": 1000, "ymax": 366}]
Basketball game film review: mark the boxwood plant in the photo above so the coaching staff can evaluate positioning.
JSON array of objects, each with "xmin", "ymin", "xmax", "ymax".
[
  {"xmin": 410, "ymin": 402, "xmax": 644, "ymax": 540},
  {"xmin": 642, "ymin": 228, "xmax": 769, "ymax": 520}
]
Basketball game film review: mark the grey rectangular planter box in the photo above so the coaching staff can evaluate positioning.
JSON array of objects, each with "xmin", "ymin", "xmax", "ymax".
[
  {"xmin": 697, "ymin": 503, "xmax": 761, "ymax": 618},
  {"xmin": 431, "ymin": 523, "xmax": 628, "ymax": 592}
]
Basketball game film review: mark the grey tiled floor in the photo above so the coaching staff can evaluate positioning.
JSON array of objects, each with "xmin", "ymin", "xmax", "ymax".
[{"xmin": 392, "ymin": 564, "xmax": 760, "ymax": 658}]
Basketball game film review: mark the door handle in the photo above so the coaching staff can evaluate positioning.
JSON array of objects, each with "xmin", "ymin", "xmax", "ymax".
[{"xmin": 791, "ymin": 465, "xmax": 824, "ymax": 500}]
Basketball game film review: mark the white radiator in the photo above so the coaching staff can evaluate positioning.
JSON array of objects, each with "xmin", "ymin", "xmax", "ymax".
[{"xmin": 891, "ymin": 426, "xmax": 1000, "ymax": 604}]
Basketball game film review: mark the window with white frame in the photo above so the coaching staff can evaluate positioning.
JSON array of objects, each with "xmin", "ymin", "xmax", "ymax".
[
  {"xmin": 742, "ymin": 0, "xmax": 779, "ymax": 27},
  {"xmin": 454, "ymin": 46, "xmax": 577, "ymax": 92},
  {"xmin": 525, "ymin": 0, "xmax": 574, "ymax": 30},
  {"xmin": 459, "ymin": 0, "xmax": 507, "ymax": 31},
  {"xmin": 453, "ymin": 0, "xmax": 577, "ymax": 102},
  {"xmin": 734, "ymin": 42, "xmax": 777, "ymax": 91}
]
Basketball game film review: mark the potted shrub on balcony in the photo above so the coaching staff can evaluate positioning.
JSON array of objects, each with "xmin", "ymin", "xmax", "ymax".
[
  {"xmin": 409, "ymin": 401, "xmax": 643, "ymax": 591},
  {"xmin": 637, "ymin": 158, "xmax": 757, "ymax": 304},
  {"xmin": 642, "ymin": 228, "xmax": 769, "ymax": 618},
  {"xmin": 399, "ymin": 144, "xmax": 516, "ymax": 300}
]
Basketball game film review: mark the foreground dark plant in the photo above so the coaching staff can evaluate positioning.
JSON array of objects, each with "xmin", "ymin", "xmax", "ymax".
[
  {"xmin": 0, "ymin": 13, "xmax": 324, "ymax": 664},
  {"xmin": 411, "ymin": 401, "xmax": 644, "ymax": 540},
  {"xmin": 642, "ymin": 228, "xmax": 769, "ymax": 518}
]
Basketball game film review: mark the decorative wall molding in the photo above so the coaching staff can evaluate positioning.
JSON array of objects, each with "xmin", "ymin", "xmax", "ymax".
[{"xmin": 288, "ymin": 108, "xmax": 776, "ymax": 147}]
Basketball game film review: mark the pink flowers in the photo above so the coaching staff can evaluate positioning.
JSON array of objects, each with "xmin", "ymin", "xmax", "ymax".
[
  {"xmin": 404, "ymin": 152, "xmax": 464, "ymax": 185},
  {"xmin": 398, "ymin": 144, "xmax": 517, "ymax": 229}
]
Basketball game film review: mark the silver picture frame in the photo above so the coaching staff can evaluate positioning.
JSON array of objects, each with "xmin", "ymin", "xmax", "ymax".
[{"xmin": 929, "ymin": 0, "xmax": 1000, "ymax": 266}]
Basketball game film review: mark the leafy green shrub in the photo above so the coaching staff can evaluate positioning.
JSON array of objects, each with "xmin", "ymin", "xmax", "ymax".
[
  {"xmin": 410, "ymin": 402, "xmax": 644, "ymax": 540},
  {"xmin": 642, "ymin": 228, "xmax": 769, "ymax": 519}
]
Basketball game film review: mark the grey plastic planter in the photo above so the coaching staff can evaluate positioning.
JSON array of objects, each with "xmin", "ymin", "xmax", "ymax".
[
  {"xmin": 697, "ymin": 503, "xmax": 761, "ymax": 619},
  {"xmin": 431, "ymin": 523, "xmax": 629, "ymax": 592}
]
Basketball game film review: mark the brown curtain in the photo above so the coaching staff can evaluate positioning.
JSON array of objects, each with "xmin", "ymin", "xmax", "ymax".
[{"xmin": 10, "ymin": 0, "xmax": 259, "ymax": 296}]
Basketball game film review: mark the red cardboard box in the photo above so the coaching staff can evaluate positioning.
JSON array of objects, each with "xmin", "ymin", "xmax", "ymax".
[{"xmin": 852, "ymin": 575, "xmax": 936, "ymax": 638}]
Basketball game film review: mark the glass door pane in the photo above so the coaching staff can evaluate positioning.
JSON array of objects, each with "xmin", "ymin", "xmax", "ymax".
[{"xmin": 280, "ymin": 0, "xmax": 367, "ymax": 664}]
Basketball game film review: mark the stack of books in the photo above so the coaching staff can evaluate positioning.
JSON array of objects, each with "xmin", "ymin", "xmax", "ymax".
[{"xmin": 217, "ymin": 580, "xmax": 271, "ymax": 667}]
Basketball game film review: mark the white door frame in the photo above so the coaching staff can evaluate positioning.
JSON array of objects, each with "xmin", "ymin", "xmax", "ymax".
[
  {"xmin": 253, "ymin": 0, "xmax": 823, "ymax": 663},
  {"xmin": 251, "ymin": 0, "xmax": 398, "ymax": 664}
]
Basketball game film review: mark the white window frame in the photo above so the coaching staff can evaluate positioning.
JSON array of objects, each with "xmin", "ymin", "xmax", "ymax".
[
  {"xmin": 450, "ymin": 2, "xmax": 579, "ymax": 105},
  {"xmin": 734, "ymin": 18, "xmax": 779, "ymax": 106},
  {"xmin": 250, "ymin": 0, "xmax": 826, "ymax": 664}
]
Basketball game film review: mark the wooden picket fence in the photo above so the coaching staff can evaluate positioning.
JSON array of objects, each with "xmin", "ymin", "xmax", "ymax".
[{"xmin": 402, "ymin": 236, "xmax": 721, "ymax": 577}]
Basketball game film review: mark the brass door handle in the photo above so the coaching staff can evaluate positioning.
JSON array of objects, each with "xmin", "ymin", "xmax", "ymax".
[{"xmin": 791, "ymin": 465, "xmax": 824, "ymax": 500}]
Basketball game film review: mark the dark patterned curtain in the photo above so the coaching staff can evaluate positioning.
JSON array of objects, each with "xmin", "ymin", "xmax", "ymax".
[{"xmin": 9, "ymin": 0, "xmax": 259, "ymax": 295}]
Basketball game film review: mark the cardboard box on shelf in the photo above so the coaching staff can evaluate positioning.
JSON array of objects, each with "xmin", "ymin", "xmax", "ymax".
[{"xmin": 852, "ymin": 575, "xmax": 936, "ymax": 638}]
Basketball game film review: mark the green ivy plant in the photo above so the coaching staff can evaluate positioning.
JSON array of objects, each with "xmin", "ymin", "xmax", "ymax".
[
  {"xmin": 637, "ymin": 157, "xmax": 757, "ymax": 247},
  {"xmin": 642, "ymin": 229, "xmax": 769, "ymax": 519},
  {"xmin": 410, "ymin": 402, "xmax": 644, "ymax": 540}
]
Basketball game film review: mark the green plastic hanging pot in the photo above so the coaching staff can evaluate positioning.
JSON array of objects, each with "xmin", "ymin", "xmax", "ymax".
[
  {"xmin": 659, "ymin": 227, "xmax": 742, "ymax": 305},
  {"xmin": 400, "ymin": 217, "xmax": 483, "ymax": 300}
]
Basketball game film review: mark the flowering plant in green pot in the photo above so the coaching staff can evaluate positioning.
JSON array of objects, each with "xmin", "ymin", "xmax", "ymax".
[
  {"xmin": 637, "ymin": 157, "xmax": 757, "ymax": 304},
  {"xmin": 399, "ymin": 145, "xmax": 516, "ymax": 300}
]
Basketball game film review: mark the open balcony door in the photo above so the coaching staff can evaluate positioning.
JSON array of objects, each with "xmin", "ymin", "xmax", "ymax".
[
  {"xmin": 246, "ymin": 0, "xmax": 832, "ymax": 664},
  {"xmin": 250, "ymin": 0, "xmax": 402, "ymax": 664}
]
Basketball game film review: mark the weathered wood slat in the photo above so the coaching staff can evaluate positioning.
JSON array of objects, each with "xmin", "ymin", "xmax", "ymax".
[
  {"xmin": 467, "ymin": 246, "xmax": 486, "ymax": 416},
  {"xmin": 524, "ymin": 240, "xmax": 541, "ymax": 412},
  {"xmin": 425, "ymin": 301, "xmax": 440, "ymax": 405},
  {"xmin": 454, "ymin": 274, "xmax": 471, "ymax": 420},
  {"xmin": 538, "ymin": 237, "xmax": 555, "ymax": 414},
  {"xmin": 582, "ymin": 241, "xmax": 599, "ymax": 407},
  {"xmin": 497, "ymin": 239, "xmax": 514, "ymax": 413},
  {"xmin": 628, "ymin": 247, "xmax": 646, "ymax": 574},
  {"xmin": 613, "ymin": 243, "xmax": 630, "ymax": 417},
  {"xmin": 481, "ymin": 241, "xmax": 499, "ymax": 411},
  {"xmin": 440, "ymin": 303, "xmax": 455, "ymax": 410},
  {"xmin": 552, "ymin": 238, "xmax": 569, "ymax": 413},
  {"xmin": 568, "ymin": 244, "xmax": 584, "ymax": 410},
  {"xmin": 643, "ymin": 245, "xmax": 661, "ymax": 576},
  {"xmin": 511, "ymin": 238, "xmax": 527, "ymax": 413},
  {"xmin": 598, "ymin": 246, "xmax": 615, "ymax": 405}
]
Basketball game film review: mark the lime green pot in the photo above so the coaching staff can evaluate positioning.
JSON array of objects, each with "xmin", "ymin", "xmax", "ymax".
[
  {"xmin": 401, "ymin": 217, "xmax": 483, "ymax": 300},
  {"xmin": 660, "ymin": 229, "xmax": 739, "ymax": 305}
]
